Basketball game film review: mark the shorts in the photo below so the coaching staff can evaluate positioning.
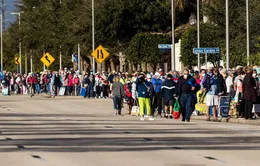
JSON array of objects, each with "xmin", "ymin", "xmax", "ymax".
[
  {"xmin": 206, "ymin": 94, "xmax": 219, "ymax": 106},
  {"xmin": 164, "ymin": 100, "xmax": 174, "ymax": 106}
]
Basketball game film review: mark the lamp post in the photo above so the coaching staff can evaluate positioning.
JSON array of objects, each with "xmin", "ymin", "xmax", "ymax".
[
  {"xmin": 246, "ymin": 0, "xmax": 249, "ymax": 66},
  {"xmin": 92, "ymin": 0, "xmax": 95, "ymax": 73},
  {"xmin": 197, "ymin": 0, "xmax": 200, "ymax": 69},
  {"xmin": 0, "ymin": 15, "xmax": 3, "ymax": 72},
  {"xmin": 171, "ymin": 0, "xmax": 175, "ymax": 71},
  {"xmin": 11, "ymin": 12, "xmax": 22, "ymax": 74},
  {"xmin": 226, "ymin": 0, "xmax": 229, "ymax": 69}
]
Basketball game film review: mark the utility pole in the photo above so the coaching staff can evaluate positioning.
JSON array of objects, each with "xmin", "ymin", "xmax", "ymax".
[
  {"xmin": 246, "ymin": 0, "xmax": 250, "ymax": 66},
  {"xmin": 92, "ymin": 0, "xmax": 95, "ymax": 73},
  {"xmin": 171, "ymin": 0, "xmax": 175, "ymax": 71},
  {"xmin": 197, "ymin": 0, "xmax": 200, "ymax": 69},
  {"xmin": 1, "ymin": 0, "xmax": 5, "ymax": 31},
  {"xmin": 226, "ymin": 0, "xmax": 229, "ymax": 70}
]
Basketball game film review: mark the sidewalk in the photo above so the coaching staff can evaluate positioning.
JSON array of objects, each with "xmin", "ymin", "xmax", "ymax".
[{"xmin": 192, "ymin": 115, "xmax": 260, "ymax": 126}]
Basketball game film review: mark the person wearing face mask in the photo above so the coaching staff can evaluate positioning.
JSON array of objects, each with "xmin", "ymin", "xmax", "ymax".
[
  {"xmin": 206, "ymin": 68, "xmax": 226, "ymax": 121},
  {"xmin": 234, "ymin": 68, "xmax": 244, "ymax": 118},
  {"xmin": 161, "ymin": 74, "xmax": 176, "ymax": 118},
  {"xmin": 172, "ymin": 71, "xmax": 179, "ymax": 83},
  {"xmin": 136, "ymin": 73, "xmax": 154, "ymax": 121},
  {"xmin": 176, "ymin": 69, "xmax": 197, "ymax": 122},
  {"xmin": 151, "ymin": 72, "xmax": 163, "ymax": 117}
]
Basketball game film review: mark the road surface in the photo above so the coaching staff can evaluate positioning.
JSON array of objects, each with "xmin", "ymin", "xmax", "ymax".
[{"xmin": 0, "ymin": 95, "xmax": 259, "ymax": 166}]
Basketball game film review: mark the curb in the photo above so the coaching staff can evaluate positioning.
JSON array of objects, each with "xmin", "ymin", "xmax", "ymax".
[{"xmin": 191, "ymin": 116, "xmax": 260, "ymax": 126}]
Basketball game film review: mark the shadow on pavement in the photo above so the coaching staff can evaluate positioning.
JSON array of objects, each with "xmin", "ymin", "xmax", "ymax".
[{"xmin": 0, "ymin": 112, "xmax": 259, "ymax": 152}]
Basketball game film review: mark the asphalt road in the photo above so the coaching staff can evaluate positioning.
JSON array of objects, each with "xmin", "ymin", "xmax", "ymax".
[{"xmin": 0, "ymin": 95, "xmax": 259, "ymax": 166}]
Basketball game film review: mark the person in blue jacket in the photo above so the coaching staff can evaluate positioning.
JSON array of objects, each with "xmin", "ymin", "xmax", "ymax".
[
  {"xmin": 151, "ymin": 72, "xmax": 163, "ymax": 117},
  {"xmin": 136, "ymin": 73, "xmax": 154, "ymax": 121}
]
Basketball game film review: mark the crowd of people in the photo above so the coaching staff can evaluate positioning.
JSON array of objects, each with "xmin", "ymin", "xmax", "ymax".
[
  {"xmin": 111, "ymin": 66, "xmax": 260, "ymax": 121},
  {"xmin": 1, "ymin": 65, "xmax": 260, "ymax": 122}
]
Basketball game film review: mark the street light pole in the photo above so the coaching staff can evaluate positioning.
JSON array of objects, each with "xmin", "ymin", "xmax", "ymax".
[
  {"xmin": 226, "ymin": 0, "xmax": 230, "ymax": 69},
  {"xmin": 246, "ymin": 0, "xmax": 250, "ymax": 66},
  {"xmin": 59, "ymin": 46, "xmax": 62, "ymax": 70},
  {"xmin": 197, "ymin": 0, "xmax": 200, "ymax": 70},
  {"xmin": 171, "ymin": 0, "xmax": 175, "ymax": 71},
  {"xmin": 92, "ymin": 0, "xmax": 95, "ymax": 73},
  {"xmin": 0, "ymin": 15, "xmax": 3, "ymax": 72}
]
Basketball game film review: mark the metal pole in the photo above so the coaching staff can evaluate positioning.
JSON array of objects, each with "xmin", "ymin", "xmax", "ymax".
[
  {"xmin": 205, "ymin": 53, "xmax": 208, "ymax": 70},
  {"xmin": 92, "ymin": 0, "xmax": 95, "ymax": 73},
  {"xmin": 59, "ymin": 46, "xmax": 62, "ymax": 70},
  {"xmin": 226, "ymin": 0, "xmax": 230, "ymax": 69},
  {"xmin": 246, "ymin": 0, "xmax": 250, "ymax": 66},
  {"xmin": 0, "ymin": 15, "xmax": 3, "ymax": 72},
  {"xmin": 25, "ymin": 53, "xmax": 27, "ymax": 74},
  {"xmin": 197, "ymin": 0, "xmax": 200, "ymax": 69},
  {"xmin": 30, "ymin": 50, "xmax": 32, "ymax": 72},
  {"xmin": 78, "ymin": 43, "xmax": 80, "ymax": 72},
  {"xmin": 18, "ymin": 12, "xmax": 22, "ymax": 74},
  {"xmin": 171, "ymin": 0, "xmax": 175, "ymax": 71},
  {"xmin": 43, "ymin": 50, "xmax": 45, "ymax": 71}
]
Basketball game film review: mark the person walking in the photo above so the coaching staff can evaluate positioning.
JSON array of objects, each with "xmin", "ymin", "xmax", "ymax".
[
  {"xmin": 136, "ymin": 73, "xmax": 154, "ymax": 121},
  {"xmin": 242, "ymin": 68, "xmax": 257, "ymax": 120},
  {"xmin": 161, "ymin": 74, "xmax": 176, "ymax": 119},
  {"xmin": 176, "ymin": 69, "xmax": 197, "ymax": 122},
  {"xmin": 111, "ymin": 76, "xmax": 124, "ymax": 115}
]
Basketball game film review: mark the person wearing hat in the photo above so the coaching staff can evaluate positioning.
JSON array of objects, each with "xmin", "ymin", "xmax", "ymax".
[
  {"xmin": 161, "ymin": 74, "xmax": 176, "ymax": 118},
  {"xmin": 135, "ymin": 73, "xmax": 154, "ymax": 121},
  {"xmin": 151, "ymin": 72, "xmax": 163, "ymax": 117}
]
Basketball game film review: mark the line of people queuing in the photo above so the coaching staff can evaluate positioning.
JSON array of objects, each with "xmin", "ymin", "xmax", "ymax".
[{"xmin": 110, "ymin": 66, "xmax": 260, "ymax": 121}]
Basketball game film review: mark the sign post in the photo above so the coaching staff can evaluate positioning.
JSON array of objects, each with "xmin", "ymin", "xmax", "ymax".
[
  {"xmin": 91, "ymin": 45, "xmax": 110, "ymax": 64},
  {"xmin": 40, "ymin": 52, "xmax": 55, "ymax": 68},
  {"xmin": 193, "ymin": 48, "xmax": 220, "ymax": 69}
]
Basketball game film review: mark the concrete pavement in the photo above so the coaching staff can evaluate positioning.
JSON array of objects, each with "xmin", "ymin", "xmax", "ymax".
[{"xmin": 0, "ymin": 95, "xmax": 260, "ymax": 166}]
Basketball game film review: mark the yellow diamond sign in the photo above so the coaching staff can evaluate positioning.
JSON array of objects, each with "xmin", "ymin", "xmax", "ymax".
[
  {"xmin": 91, "ymin": 45, "xmax": 110, "ymax": 63},
  {"xmin": 41, "ymin": 52, "xmax": 55, "ymax": 67},
  {"xmin": 15, "ymin": 57, "xmax": 20, "ymax": 65}
]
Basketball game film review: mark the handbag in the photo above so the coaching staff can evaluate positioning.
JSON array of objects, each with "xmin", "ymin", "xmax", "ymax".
[
  {"xmin": 131, "ymin": 99, "xmax": 140, "ymax": 116},
  {"xmin": 173, "ymin": 100, "xmax": 181, "ymax": 119}
]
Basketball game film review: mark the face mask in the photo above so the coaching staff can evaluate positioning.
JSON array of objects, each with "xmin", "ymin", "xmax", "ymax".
[
  {"xmin": 253, "ymin": 74, "xmax": 256, "ymax": 77},
  {"xmin": 190, "ymin": 73, "xmax": 194, "ymax": 77},
  {"xmin": 208, "ymin": 72, "xmax": 213, "ymax": 76},
  {"xmin": 183, "ymin": 74, "xmax": 188, "ymax": 79},
  {"xmin": 173, "ymin": 74, "xmax": 177, "ymax": 78},
  {"xmin": 202, "ymin": 73, "xmax": 205, "ymax": 77}
]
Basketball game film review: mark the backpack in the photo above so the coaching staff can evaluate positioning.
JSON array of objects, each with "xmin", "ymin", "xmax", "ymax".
[
  {"xmin": 124, "ymin": 84, "xmax": 132, "ymax": 98},
  {"xmin": 202, "ymin": 75, "xmax": 211, "ymax": 91}
]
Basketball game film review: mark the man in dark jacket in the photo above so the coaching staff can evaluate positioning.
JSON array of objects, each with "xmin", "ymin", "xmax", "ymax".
[
  {"xmin": 176, "ymin": 69, "xmax": 197, "ymax": 122},
  {"xmin": 161, "ymin": 74, "xmax": 176, "ymax": 119}
]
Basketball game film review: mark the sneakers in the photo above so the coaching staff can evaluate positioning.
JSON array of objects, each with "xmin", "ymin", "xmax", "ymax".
[
  {"xmin": 149, "ymin": 117, "xmax": 155, "ymax": 121},
  {"xmin": 140, "ymin": 117, "xmax": 155, "ymax": 121}
]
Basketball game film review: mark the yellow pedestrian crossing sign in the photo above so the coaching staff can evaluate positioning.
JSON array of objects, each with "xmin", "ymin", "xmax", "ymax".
[
  {"xmin": 91, "ymin": 45, "xmax": 110, "ymax": 63},
  {"xmin": 15, "ymin": 57, "xmax": 20, "ymax": 65},
  {"xmin": 41, "ymin": 52, "xmax": 55, "ymax": 67}
]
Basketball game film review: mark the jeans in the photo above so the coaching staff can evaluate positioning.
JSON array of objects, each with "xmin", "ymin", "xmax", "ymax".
[
  {"xmin": 113, "ymin": 96, "xmax": 122, "ymax": 111},
  {"xmin": 180, "ymin": 93, "xmax": 193, "ymax": 121},
  {"xmin": 87, "ymin": 83, "xmax": 93, "ymax": 98}
]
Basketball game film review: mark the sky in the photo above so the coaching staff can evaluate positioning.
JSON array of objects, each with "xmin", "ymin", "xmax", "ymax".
[{"xmin": 3, "ymin": 0, "xmax": 17, "ymax": 29}]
